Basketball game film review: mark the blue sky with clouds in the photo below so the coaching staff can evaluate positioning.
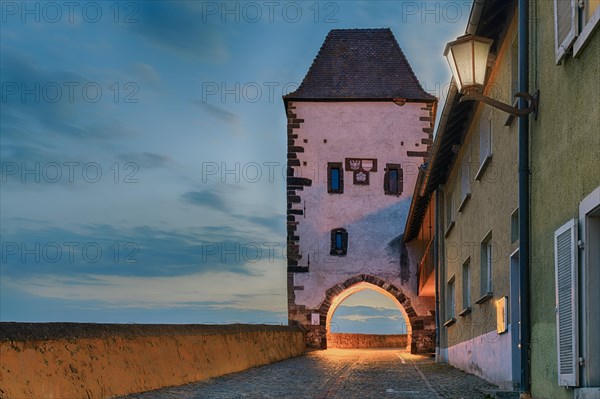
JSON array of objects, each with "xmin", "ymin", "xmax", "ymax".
[{"xmin": 0, "ymin": 1, "xmax": 469, "ymax": 329}]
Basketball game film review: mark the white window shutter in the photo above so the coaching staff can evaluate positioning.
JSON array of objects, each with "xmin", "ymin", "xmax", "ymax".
[
  {"xmin": 554, "ymin": 0, "xmax": 578, "ymax": 64},
  {"xmin": 554, "ymin": 218, "xmax": 579, "ymax": 387}
]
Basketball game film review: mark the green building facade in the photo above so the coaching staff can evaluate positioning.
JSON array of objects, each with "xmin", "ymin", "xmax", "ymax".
[
  {"xmin": 529, "ymin": 0, "xmax": 600, "ymax": 398},
  {"xmin": 404, "ymin": 1, "xmax": 599, "ymax": 397}
]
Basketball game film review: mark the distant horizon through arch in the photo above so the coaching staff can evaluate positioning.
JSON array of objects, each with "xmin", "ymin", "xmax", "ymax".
[
  {"xmin": 328, "ymin": 288, "xmax": 408, "ymax": 335},
  {"xmin": 321, "ymin": 277, "xmax": 414, "ymax": 350}
]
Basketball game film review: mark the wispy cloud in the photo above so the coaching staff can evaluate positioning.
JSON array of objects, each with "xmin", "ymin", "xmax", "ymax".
[
  {"xmin": 192, "ymin": 100, "xmax": 240, "ymax": 125},
  {"xmin": 1, "ymin": 49, "xmax": 137, "ymax": 146},
  {"xmin": 337, "ymin": 314, "xmax": 401, "ymax": 323},
  {"xmin": 117, "ymin": 152, "xmax": 171, "ymax": 169},
  {"xmin": 331, "ymin": 305, "xmax": 407, "ymax": 334},
  {"xmin": 181, "ymin": 189, "xmax": 230, "ymax": 213},
  {"xmin": 133, "ymin": 63, "xmax": 160, "ymax": 86},
  {"xmin": 128, "ymin": 2, "xmax": 227, "ymax": 61},
  {"xmin": 334, "ymin": 290, "xmax": 400, "ymax": 310},
  {"xmin": 237, "ymin": 214, "xmax": 284, "ymax": 235},
  {"xmin": 2, "ymin": 258, "xmax": 286, "ymax": 313},
  {"xmin": 0, "ymin": 223, "xmax": 273, "ymax": 278}
]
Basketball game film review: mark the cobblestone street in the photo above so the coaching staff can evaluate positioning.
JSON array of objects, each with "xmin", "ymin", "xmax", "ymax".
[{"xmin": 123, "ymin": 349, "xmax": 497, "ymax": 399}]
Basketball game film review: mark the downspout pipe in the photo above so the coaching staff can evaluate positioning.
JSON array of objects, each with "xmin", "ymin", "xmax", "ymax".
[
  {"xmin": 518, "ymin": 0, "xmax": 531, "ymax": 393},
  {"xmin": 434, "ymin": 189, "xmax": 440, "ymax": 361}
]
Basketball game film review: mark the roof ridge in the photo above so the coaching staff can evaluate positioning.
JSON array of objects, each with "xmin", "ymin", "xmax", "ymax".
[{"xmin": 329, "ymin": 27, "xmax": 392, "ymax": 31}]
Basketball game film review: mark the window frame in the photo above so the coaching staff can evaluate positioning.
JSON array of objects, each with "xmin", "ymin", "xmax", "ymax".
[
  {"xmin": 477, "ymin": 230, "xmax": 494, "ymax": 304},
  {"xmin": 511, "ymin": 207, "xmax": 520, "ymax": 244},
  {"xmin": 573, "ymin": 0, "xmax": 600, "ymax": 57},
  {"xmin": 445, "ymin": 187, "xmax": 456, "ymax": 237},
  {"xmin": 554, "ymin": 0, "xmax": 600, "ymax": 62},
  {"xmin": 475, "ymin": 107, "xmax": 493, "ymax": 181},
  {"xmin": 554, "ymin": 0, "xmax": 579, "ymax": 64},
  {"xmin": 327, "ymin": 162, "xmax": 344, "ymax": 194},
  {"xmin": 330, "ymin": 228, "xmax": 348, "ymax": 256},
  {"xmin": 461, "ymin": 256, "xmax": 472, "ymax": 316},
  {"xmin": 577, "ymin": 186, "xmax": 600, "ymax": 389},
  {"xmin": 458, "ymin": 152, "xmax": 471, "ymax": 212},
  {"xmin": 444, "ymin": 274, "xmax": 456, "ymax": 327},
  {"xmin": 384, "ymin": 163, "xmax": 403, "ymax": 196}
]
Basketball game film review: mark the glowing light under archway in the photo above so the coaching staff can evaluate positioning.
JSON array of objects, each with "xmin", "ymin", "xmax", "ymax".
[{"xmin": 325, "ymin": 282, "xmax": 412, "ymax": 350}]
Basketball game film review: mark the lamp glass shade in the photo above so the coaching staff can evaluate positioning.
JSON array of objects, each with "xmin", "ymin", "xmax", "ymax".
[{"xmin": 444, "ymin": 35, "xmax": 493, "ymax": 92}]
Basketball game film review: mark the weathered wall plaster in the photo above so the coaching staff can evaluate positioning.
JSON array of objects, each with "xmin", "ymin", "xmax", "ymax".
[
  {"xmin": 529, "ymin": 1, "xmax": 600, "ymax": 397},
  {"xmin": 327, "ymin": 333, "xmax": 408, "ymax": 349},
  {"xmin": 0, "ymin": 323, "xmax": 305, "ymax": 399}
]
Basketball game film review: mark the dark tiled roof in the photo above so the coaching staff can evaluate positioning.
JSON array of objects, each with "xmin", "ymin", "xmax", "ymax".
[{"xmin": 284, "ymin": 28, "xmax": 435, "ymax": 101}]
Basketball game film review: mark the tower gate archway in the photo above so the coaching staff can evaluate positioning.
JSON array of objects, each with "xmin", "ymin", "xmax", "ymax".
[
  {"xmin": 283, "ymin": 28, "xmax": 438, "ymax": 354},
  {"xmin": 313, "ymin": 274, "xmax": 434, "ymax": 353},
  {"xmin": 325, "ymin": 279, "xmax": 412, "ymax": 350}
]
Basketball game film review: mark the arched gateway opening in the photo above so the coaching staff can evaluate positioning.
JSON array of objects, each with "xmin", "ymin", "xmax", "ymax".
[
  {"xmin": 326, "ymin": 282, "xmax": 411, "ymax": 350},
  {"xmin": 315, "ymin": 274, "xmax": 432, "ymax": 353}
]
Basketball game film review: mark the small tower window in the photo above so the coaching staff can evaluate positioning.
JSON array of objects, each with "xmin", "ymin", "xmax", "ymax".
[
  {"xmin": 327, "ymin": 162, "xmax": 344, "ymax": 193},
  {"xmin": 384, "ymin": 164, "xmax": 403, "ymax": 195},
  {"xmin": 330, "ymin": 228, "xmax": 348, "ymax": 256}
]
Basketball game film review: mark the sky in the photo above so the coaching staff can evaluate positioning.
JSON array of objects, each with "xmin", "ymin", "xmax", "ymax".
[{"xmin": 0, "ymin": 1, "xmax": 470, "ymax": 329}]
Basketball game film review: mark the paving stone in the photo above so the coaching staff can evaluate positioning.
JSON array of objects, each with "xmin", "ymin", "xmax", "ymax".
[{"xmin": 122, "ymin": 349, "xmax": 498, "ymax": 399}]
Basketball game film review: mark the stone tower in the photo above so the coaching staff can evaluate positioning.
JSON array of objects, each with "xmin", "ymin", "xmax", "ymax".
[{"xmin": 283, "ymin": 29, "xmax": 437, "ymax": 352}]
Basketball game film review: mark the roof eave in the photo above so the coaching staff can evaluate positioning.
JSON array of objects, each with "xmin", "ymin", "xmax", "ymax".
[
  {"xmin": 403, "ymin": 0, "xmax": 517, "ymax": 243},
  {"xmin": 282, "ymin": 96, "xmax": 437, "ymax": 103}
]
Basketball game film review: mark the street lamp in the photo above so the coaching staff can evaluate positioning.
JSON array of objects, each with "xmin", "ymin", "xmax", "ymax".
[{"xmin": 444, "ymin": 34, "xmax": 538, "ymax": 118}]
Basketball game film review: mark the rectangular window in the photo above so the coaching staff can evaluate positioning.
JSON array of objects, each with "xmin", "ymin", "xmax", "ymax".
[
  {"xmin": 445, "ymin": 188, "xmax": 456, "ymax": 235},
  {"xmin": 458, "ymin": 153, "xmax": 471, "ymax": 212},
  {"xmin": 330, "ymin": 228, "xmax": 348, "ymax": 256},
  {"xmin": 475, "ymin": 107, "xmax": 493, "ymax": 181},
  {"xmin": 384, "ymin": 163, "xmax": 403, "ymax": 196},
  {"xmin": 331, "ymin": 168, "xmax": 340, "ymax": 190},
  {"xmin": 327, "ymin": 163, "xmax": 343, "ymax": 193},
  {"xmin": 577, "ymin": 186, "xmax": 600, "ymax": 388},
  {"xmin": 554, "ymin": 0, "xmax": 578, "ymax": 63},
  {"xmin": 552, "ymin": 186, "xmax": 600, "ymax": 388},
  {"xmin": 390, "ymin": 169, "xmax": 398, "ymax": 192},
  {"xmin": 335, "ymin": 232, "xmax": 343, "ymax": 248},
  {"xmin": 485, "ymin": 242, "xmax": 493, "ymax": 291},
  {"xmin": 511, "ymin": 207, "xmax": 519, "ymax": 244},
  {"xmin": 574, "ymin": 0, "xmax": 600, "ymax": 55},
  {"xmin": 478, "ymin": 230, "xmax": 493, "ymax": 302},
  {"xmin": 584, "ymin": 0, "xmax": 600, "ymax": 22},
  {"xmin": 462, "ymin": 257, "xmax": 471, "ymax": 313},
  {"xmin": 555, "ymin": 0, "xmax": 600, "ymax": 60},
  {"xmin": 445, "ymin": 275, "xmax": 456, "ymax": 326}
]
